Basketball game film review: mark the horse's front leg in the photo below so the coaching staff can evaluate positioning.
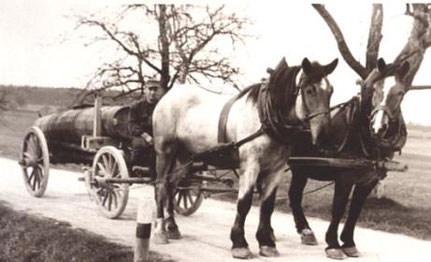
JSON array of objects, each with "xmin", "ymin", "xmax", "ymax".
[
  {"xmin": 256, "ymin": 183, "xmax": 279, "ymax": 257},
  {"xmin": 340, "ymin": 177, "xmax": 378, "ymax": 257},
  {"xmin": 288, "ymin": 170, "xmax": 318, "ymax": 245},
  {"xmin": 230, "ymin": 161, "xmax": 259, "ymax": 259},
  {"xmin": 325, "ymin": 178, "xmax": 353, "ymax": 260}
]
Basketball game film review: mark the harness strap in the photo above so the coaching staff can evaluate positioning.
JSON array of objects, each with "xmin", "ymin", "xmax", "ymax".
[
  {"xmin": 218, "ymin": 94, "xmax": 240, "ymax": 144},
  {"xmin": 370, "ymin": 105, "xmax": 395, "ymax": 120},
  {"xmin": 336, "ymin": 97, "xmax": 360, "ymax": 153},
  {"xmin": 234, "ymin": 126, "xmax": 265, "ymax": 148}
]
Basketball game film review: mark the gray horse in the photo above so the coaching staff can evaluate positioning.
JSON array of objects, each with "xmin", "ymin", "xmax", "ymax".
[{"xmin": 152, "ymin": 57, "xmax": 338, "ymax": 259}]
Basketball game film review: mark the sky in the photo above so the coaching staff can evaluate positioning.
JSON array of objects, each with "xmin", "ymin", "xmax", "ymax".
[{"xmin": 1, "ymin": 0, "xmax": 431, "ymax": 125}]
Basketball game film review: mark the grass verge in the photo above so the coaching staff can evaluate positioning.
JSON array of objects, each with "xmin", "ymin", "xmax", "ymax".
[{"xmin": 0, "ymin": 201, "xmax": 173, "ymax": 262}]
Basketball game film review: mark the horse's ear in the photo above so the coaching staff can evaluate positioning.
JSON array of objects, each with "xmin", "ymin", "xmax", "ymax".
[
  {"xmin": 324, "ymin": 58, "xmax": 338, "ymax": 75},
  {"xmin": 398, "ymin": 61, "xmax": 410, "ymax": 79},
  {"xmin": 377, "ymin": 58, "xmax": 386, "ymax": 72},
  {"xmin": 301, "ymin": 58, "xmax": 313, "ymax": 75}
]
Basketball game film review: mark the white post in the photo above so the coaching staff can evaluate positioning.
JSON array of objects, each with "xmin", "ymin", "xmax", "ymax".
[
  {"xmin": 134, "ymin": 185, "xmax": 156, "ymax": 262},
  {"xmin": 93, "ymin": 94, "xmax": 102, "ymax": 137}
]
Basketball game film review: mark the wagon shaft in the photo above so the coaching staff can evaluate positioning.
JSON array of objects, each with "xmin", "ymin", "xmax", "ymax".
[
  {"xmin": 288, "ymin": 157, "xmax": 408, "ymax": 172},
  {"xmin": 377, "ymin": 160, "xmax": 408, "ymax": 172},
  {"xmin": 93, "ymin": 177, "xmax": 154, "ymax": 185}
]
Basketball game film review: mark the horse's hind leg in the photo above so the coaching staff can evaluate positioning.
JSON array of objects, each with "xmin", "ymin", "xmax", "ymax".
[
  {"xmin": 288, "ymin": 171, "xmax": 318, "ymax": 245},
  {"xmin": 165, "ymin": 150, "xmax": 192, "ymax": 240},
  {"xmin": 153, "ymin": 139, "xmax": 177, "ymax": 244},
  {"xmin": 165, "ymin": 180, "xmax": 182, "ymax": 239},
  {"xmin": 340, "ymin": 178, "xmax": 378, "ymax": 257}
]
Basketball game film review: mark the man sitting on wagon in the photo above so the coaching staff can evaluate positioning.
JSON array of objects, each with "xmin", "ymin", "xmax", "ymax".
[{"xmin": 128, "ymin": 80, "xmax": 166, "ymax": 178}]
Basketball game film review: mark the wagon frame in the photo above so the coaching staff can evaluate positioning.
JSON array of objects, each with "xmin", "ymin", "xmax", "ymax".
[{"xmin": 18, "ymin": 95, "xmax": 241, "ymax": 219}]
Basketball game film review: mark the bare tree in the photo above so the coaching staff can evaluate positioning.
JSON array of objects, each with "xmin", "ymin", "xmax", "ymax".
[
  {"xmin": 313, "ymin": 4, "xmax": 431, "ymax": 197},
  {"xmin": 313, "ymin": 3, "xmax": 431, "ymax": 88},
  {"xmin": 73, "ymin": 4, "xmax": 250, "ymax": 105}
]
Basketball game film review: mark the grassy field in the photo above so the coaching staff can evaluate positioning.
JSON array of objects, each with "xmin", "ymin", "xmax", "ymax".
[
  {"xmin": 0, "ymin": 201, "xmax": 173, "ymax": 262},
  {"xmin": 1, "ymin": 97, "xmax": 431, "ymax": 244}
]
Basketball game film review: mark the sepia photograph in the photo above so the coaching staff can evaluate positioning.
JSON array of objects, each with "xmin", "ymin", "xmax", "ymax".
[{"xmin": 1, "ymin": 1, "xmax": 431, "ymax": 261}]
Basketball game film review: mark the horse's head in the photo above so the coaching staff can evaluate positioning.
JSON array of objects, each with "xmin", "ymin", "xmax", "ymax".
[
  {"xmin": 294, "ymin": 58, "xmax": 338, "ymax": 146},
  {"xmin": 368, "ymin": 58, "xmax": 410, "ymax": 139}
]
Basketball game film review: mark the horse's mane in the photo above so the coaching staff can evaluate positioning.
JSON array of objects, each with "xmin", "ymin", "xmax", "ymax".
[
  {"xmin": 236, "ymin": 83, "xmax": 261, "ymax": 104},
  {"xmin": 236, "ymin": 65, "xmax": 301, "ymax": 112}
]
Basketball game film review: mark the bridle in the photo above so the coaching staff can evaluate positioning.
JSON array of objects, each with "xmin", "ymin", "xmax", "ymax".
[
  {"xmin": 297, "ymin": 76, "xmax": 331, "ymax": 123},
  {"xmin": 368, "ymin": 83, "xmax": 406, "ymax": 151}
]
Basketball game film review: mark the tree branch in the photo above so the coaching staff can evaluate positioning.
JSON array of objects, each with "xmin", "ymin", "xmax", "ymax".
[
  {"xmin": 313, "ymin": 4, "xmax": 368, "ymax": 79},
  {"xmin": 366, "ymin": 4, "xmax": 383, "ymax": 71}
]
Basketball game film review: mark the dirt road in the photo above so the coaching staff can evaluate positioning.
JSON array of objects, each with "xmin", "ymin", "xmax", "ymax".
[{"xmin": 1, "ymin": 157, "xmax": 429, "ymax": 261}]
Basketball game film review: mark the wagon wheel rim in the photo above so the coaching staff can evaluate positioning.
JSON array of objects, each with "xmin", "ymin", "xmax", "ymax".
[
  {"xmin": 173, "ymin": 179, "xmax": 204, "ymax": 216},
  {"xmin": 91, "ymin": 146, "xmax": 129, "ymax": 219},
  {"xmin": 20, "ymin": 126, "xmax": 49, "ymax": 197}
]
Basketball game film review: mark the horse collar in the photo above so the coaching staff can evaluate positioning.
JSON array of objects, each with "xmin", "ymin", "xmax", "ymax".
[{"xmin": 257, "ymin": 67, "xmax": 307, "ymax": 144}]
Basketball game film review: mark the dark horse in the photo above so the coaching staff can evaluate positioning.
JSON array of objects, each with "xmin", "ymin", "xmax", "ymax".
[
  {"xmin": 288, "ymin": 58, "xmax": 410, "ymax": 259},
  {"xmin": 152, "ymin": 57, "xmax": 338, "ymax": 259}
]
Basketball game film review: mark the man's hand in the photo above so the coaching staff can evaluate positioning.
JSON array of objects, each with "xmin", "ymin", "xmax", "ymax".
[{"xmin": 141, "ymin": 132, "xmax": 154, "ymax": 145}]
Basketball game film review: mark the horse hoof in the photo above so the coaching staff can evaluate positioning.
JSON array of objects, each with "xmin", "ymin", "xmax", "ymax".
[
  {"xmin": 167, "ymin": 227, "xmax": 182, "ymax": 240},
  {"xmin": 301, "ymin": 229, "xmax": 318, "ymax": 245},
  {"xmin": 232, "ymin": 247, "xmax": 253, "ymax": 259},
  {"xmin": 153, "ymin": 231, "xmax": 169, "ymax": 244},
  {"xmin": 326, "ymin": 248, "xmax": 347, "ymax": 260},
  {"xmin": 259, "ymin": 246, "xmax": 280, "ymax": 257},
  {"xmin": 342, "ymin": 246, "xmax": 361, "ymax": 257}
]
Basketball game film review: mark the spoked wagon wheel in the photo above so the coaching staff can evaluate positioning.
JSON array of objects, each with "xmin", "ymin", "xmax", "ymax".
[
  {"xmin": 90, "ymin": 146, "xmax": 129, "ymax": 219},
  {"xmin": 20, "ymin": 126, "xmax": 50, "ymax": 197},
  {"xmin": 173, "ymin": 177, "xmax": 204, "ymax": 216}
]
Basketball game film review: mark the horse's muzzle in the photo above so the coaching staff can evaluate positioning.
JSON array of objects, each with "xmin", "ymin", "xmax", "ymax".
[
  {"xmin": 370, "ymin": 110, "xmax": 390, "ymax": 138},
  {"xmin": 309, "ymin": 116, "xmax": 330, "ymax": 148}
]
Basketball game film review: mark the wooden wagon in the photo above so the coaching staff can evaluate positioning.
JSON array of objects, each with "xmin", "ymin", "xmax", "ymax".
[{"xmin": 18, "ymin": 96, "xmax": 238, "ymax": 219}]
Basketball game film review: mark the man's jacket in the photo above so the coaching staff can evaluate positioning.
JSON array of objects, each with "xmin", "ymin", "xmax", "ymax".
[{"xmin": 128, "ymin": 99, "xmax": 156, "ymax": 137}]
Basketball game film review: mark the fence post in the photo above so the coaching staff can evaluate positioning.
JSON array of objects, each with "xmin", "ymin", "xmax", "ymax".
[{"xmin": 134, "ymin": 185, "xmax": 156, "ymax": 262}]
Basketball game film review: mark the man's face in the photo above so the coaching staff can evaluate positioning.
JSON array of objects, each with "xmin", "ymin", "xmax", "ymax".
[{"xmin": 145, "ymin": 84, "xmax": 165, "ymax": 104}]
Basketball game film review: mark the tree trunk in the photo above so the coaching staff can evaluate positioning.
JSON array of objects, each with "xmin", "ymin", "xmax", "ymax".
[
  {"xmin": 157, "ymin": 4, "xmax": 170, "ymax": 90},
  {"xmin": 394, "ymin": 4, "xmax": 431, "ymax": 86}
]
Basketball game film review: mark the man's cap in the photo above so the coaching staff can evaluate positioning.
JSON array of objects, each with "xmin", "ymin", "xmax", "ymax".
[{"xmin": 145, "ymin": 80, "xmax": 161, "ymax": 88}]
